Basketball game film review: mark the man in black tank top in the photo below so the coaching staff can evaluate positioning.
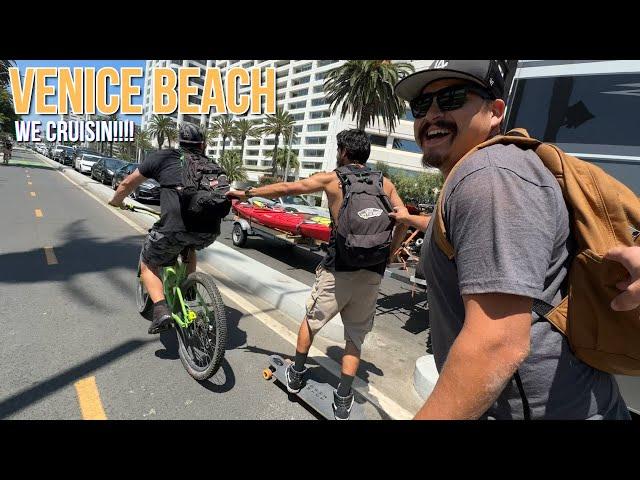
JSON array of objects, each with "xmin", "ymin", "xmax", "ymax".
[{"xmin": 228, "ymin": 129, "xmax": 407, "ymax": 419}]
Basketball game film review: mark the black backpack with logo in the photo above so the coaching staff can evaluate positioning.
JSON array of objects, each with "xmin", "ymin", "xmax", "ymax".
[
  {"xmin": 177, "ymin": 149, "xmax": 231, "ymax": 223},
  {"xmin": 335, "ymin": 165, "xmax": 395, "ymax": 268}
]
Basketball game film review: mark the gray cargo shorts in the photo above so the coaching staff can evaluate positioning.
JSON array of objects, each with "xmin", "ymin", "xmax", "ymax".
[{"xmin": 140, "ymin": 229, "xmax": 218, "ymax": 268}]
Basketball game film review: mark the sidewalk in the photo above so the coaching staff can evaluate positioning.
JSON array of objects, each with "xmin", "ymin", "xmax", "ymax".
[{"xmin": 33, "ymin": 149, "xmax": 439, "ymax": 418}]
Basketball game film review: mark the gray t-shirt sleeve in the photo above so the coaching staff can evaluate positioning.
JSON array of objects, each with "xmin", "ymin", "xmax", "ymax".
[{"xmin": 445, "ymin": 153, "xmax": 558, "ymax": 299}]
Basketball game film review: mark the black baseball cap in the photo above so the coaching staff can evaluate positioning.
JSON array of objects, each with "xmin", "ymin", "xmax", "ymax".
[{"xmin": 395, "ymin": 60, "xmax": 510, "ymax": 102}]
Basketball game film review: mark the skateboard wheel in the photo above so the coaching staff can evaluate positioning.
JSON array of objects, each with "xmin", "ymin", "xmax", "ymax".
[{"xmin": 262, "ymin": 368, "xmax": 273, "ymax": 380}]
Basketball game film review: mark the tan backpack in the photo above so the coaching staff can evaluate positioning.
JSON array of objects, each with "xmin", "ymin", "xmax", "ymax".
[{"xmin": 432, "ymin": 128, "xmax": 640, "ymax": 376}]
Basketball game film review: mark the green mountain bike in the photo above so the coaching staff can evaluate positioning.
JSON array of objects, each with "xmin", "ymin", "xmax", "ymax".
[{"xmin": 128, "ymin": 204, "xmax": 227, "ymax": 381}]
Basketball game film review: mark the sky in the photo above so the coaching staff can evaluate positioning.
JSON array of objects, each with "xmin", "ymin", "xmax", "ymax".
[{"xmin": 14, "ymin": 60, "xmax": 145, "ymax": 125}]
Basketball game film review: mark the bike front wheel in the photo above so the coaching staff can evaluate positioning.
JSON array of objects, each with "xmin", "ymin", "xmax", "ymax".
[{"xmin": 176, "ymin": 272, "xmax": 227, "ymax": 381}]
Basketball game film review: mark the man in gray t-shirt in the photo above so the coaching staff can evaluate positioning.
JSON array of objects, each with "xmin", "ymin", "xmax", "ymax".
[{"xmin": 392, "ymin": 60, "xmax": 630, "ymax": 419}]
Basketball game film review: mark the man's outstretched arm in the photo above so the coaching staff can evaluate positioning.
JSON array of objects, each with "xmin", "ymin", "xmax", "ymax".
[
  {"xmin": 109, "ymin": 169, "xmax": 147, "ymax": 207},
  {"xmin": 226, "ymin": 172, "xmax": 334, "ymax": 201}
]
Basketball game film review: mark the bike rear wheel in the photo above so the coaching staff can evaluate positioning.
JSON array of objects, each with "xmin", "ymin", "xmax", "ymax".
[{"xmin": 176, "ymin": 272, "xmax": 227, "ymax": 381}]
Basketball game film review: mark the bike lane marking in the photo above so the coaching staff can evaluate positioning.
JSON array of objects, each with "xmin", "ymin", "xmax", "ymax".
[
  {"xmin": 43, "ymin": 247, "xmax": 58, "ymax": 265},
  {"xmin": 30, "ymin": 192, "xmax": 36, "ymax": 197},
  {"xmin": 34, "ymin": 209, "xmax": 43, "ymax": 218},
  {"xmin": 74, "ymin": 376, "xmax": 107, "ymax": 420}
]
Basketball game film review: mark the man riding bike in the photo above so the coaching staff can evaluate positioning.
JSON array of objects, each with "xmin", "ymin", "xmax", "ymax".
[
  {"xmin": 1, "ymin": 139, "xmax": 12, "ymax": 163},
  {"xmin": 108, "ymin": 123, "xmax": 223, "ymax": 334}
]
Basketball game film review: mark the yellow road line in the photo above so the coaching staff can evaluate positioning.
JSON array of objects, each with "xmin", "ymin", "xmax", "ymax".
[
  {"xmin": 34, "ymin": 209, "xmax": 43, "ymax": 218},
  {"xmin": 74, "ymin": 376, "xmax": 107, "ymax": 420},
  {"xmin": 43, "ymin": 247, "xmax": 58, "ymax": 265},
  {"xmin": 30, "ymin": 192, "xmax": 36, "ymax": 197}
]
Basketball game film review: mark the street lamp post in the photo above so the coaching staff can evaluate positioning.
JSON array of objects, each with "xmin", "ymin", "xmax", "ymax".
[{"xmin": 283, "ymin": 131, "xmax": 293, "ymax": 182}]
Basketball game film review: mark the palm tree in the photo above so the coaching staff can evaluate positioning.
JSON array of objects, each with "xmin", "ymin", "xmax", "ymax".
[
  {"xmin": 134, "ymin": 128, "xmax": 152, "ymax": 162},
  {"xmin": 218, "ymin": 150, "xmax": 248, "ymax": 183},
  {"xmin": 211, "ymin": 115, "xmax": 235, "ymax": 157},
  {"xmin": 166, "ymin": 126, "xmax": 177, "ymax": 148},
  {"xmin": 274, "ymin": 147, "xmax": 299, "ymax": 179},
  {"xmin": 0, "ymin": 60, "xmax": 16, "ymax": 88},
  {"xmin": 147, "ymin": 114, "xmax": 175, "ymax": 149},
  {"xmin": 257, "ymin": 107, "xmax": 295, "ymax": 176},
  {"xmin": 323, "ymin": 60, "xmax": 414, "ymax": 132},
  {"xmin": 232, "ymin": 118, "xmax": 259, "ymax": 163}
]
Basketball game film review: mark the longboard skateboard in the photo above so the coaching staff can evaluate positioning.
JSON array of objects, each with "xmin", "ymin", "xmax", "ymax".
[{"xmin": 263, "ymin": 354, "xmax": 367, "ymax": 420}]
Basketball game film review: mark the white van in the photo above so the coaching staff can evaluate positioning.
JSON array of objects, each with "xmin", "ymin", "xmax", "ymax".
[{"xmin": 504, "ymin": 60, "xmax": 640, "ymax": 416}]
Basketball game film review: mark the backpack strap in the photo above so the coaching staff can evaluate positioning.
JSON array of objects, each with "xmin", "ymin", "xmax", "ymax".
[{"xmin": 432, "ymin": 129, "xmax": 542, "ymax": 260}]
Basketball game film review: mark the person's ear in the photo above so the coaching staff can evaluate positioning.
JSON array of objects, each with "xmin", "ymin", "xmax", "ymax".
[{"xmin": 489, "ymin": 98, "xmax": 506, "ymax": 131}]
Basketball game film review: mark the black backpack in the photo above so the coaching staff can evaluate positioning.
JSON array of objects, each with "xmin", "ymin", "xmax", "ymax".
[
  {"xmin": 177, "ymin": 149, "xmax": 231, "ymax": 222},
  {"xmin": 335, "ymin": 165, "xmax": 395, "ymax": 268}
]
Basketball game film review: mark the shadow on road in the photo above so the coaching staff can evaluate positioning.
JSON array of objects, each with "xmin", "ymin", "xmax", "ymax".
[{"xmin": 0, "ymin": 339, "xmax": 156, "ymax": 419}]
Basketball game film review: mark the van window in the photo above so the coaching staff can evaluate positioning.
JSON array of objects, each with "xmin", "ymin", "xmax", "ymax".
[{"xmin": 506, "ymin": 73, "xmax": 640, "ymax": 148}]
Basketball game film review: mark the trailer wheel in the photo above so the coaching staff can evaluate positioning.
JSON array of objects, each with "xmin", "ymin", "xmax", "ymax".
[{"xmin": 232, "ymin": 223, "xmax": 248, "ymax": 247}]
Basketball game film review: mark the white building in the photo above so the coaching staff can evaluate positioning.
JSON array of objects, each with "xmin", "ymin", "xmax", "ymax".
[{"xmin": 141, "ymin": 59, "xmax": 437, "ymax": 187}]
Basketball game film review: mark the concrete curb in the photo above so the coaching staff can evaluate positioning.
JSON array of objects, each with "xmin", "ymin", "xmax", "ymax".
[
  {"xmin": 200, "ymin": 242, "xmax": 346, "ymax": 343},
  {"xmin": 413, "ymin": 354, "xmax": 439, "ymax": 400}
]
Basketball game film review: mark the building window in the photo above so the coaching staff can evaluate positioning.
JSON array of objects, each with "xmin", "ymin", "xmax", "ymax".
[
  {"xmin": 309, "ymin": 110, "xmax": 330, "ymax": 119},
  {"xmin": 392, "ymin": 138, "xmax": 422, "ymax": 154},
  {"xmin": 311, "ymin": 97, "xmax": 330, "ymax": 106},
  {"xmin": 369, "ymin": 134, "xmax": 387, "ymax": 147},
  {"xmin": 276, "ymin": 60, "xmax": 290, "ymax": 68},
  {"xmin": 307, "ymin": 123, "xmax": 329, "ymax": 132},
  {"xmin": 248, "ymin": 140, "xmax": 260, "ymax": 146},
  {"xmin": 305, "ymin": 136, "xmax": 327, "ymax": 145},
  {"xmin": 302, "ymin": 161, "xmax": 323, "ymax": 170},
  {"xmin": 289, "ymin": 101, "xmax": 306, "ymax": 110},
  {"xmin": 245, "ymin": 159, "xmax": 259, "ymax": 166},
  {"xmin": 290, "ymin": 88, "xmax": 308, "ymax": 98},
  {"xmin": 293, "ymin": 63, "xmax": 312, "ymax": 74},
  {"xmin": 317, "ymin": 60, "xmax": 339, "ymax": 67},
  {"xmin": 291, "ymin": 76, "xmax": 310, "ymax": 86},
  {"xmin": 246, "ymin": 150, "xmax": 260, "ymax": 156},
  {"xmin": 264, "ymin": 138, "xmax": 277, "ymax": 145},
  {"xmin": 242, "ymin": 61, "xmax": 254, "ymax": 69},
  {"xmin": 312, "ymin": 85, "xmax": 324, "ymax": 94},
  {"xmin": 304, "ymin": 149, "xmax": 325, "ymax": 157},
  {"xmin": 291, "ymin": 112, "xmax": 305, "ymax": 121},
  {"xmin": 315, "ymin": 71, "xmax": 330, "ymax": 81},
  {"xmin": 293, "ymin": 125, "xmax": 303, "ymax": 133}
]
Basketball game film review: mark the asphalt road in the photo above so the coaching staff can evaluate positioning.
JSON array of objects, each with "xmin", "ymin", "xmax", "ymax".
[{"xmin": 0, "ymin": 148, "xmax": 319, "ymax": 420}]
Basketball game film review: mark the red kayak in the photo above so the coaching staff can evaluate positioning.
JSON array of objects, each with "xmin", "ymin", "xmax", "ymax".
[
  {"xmin": 233, "ymin": 201, "xmax": 332, "ymax": 242},
  {"xmin": 233, "ymin": 202, "xmax": 305, "ymax": 235},
  {"xmin": 299, "ymin": 220, "xmax": 331, "ymax": 242}
]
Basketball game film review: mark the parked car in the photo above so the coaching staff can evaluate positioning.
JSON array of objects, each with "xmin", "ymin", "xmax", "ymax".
[
  {"xmin": 75, "ymin": 151, "xmax": 103, "ymax": 174},
  {"xmin": 111, "ymin": 162, "xmax": 139, "ymax": 189},
  {"xmin": 91, "ymin": 157, "xmax": 127, "ymax": 184},
  {"xmin": 72, "ymin": 148, "xmax": 101, "ymax": 168},
  {"xmin": 52, "ymin": 145, "xmax": 75, "ymax": 165}
]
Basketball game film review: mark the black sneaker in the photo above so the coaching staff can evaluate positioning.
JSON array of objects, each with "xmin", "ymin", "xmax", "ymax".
[
  {"xmin": 332, "ymin": 390, "xmax": 354, "ymax": 420},
  {"xmin": 148, "ymin": 303, "xmax": 172, "ymax": 334},
  {"xmin": 285, "ymin": 363, "xmax": 307, "ymax": 393}
]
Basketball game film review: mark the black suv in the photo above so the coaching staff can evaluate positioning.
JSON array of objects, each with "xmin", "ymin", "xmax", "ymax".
[{"xmin": 52, "ymin": 145, "xmax": 75, "ymax": 165}]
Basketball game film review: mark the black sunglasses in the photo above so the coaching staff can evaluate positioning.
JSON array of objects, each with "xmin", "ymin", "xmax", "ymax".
[{"xmin": 409, "ymin": 84, "xmax": 495, "ymax": 118}]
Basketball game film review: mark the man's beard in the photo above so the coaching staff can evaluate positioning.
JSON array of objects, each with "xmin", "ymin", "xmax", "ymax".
[
  {"xmin": 418, "ymin": 119, "xmax": 456, "ymax": 170},
  {"xmin": 421, "ymin": 152, "xmax": 447, "ymax": 169}
]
